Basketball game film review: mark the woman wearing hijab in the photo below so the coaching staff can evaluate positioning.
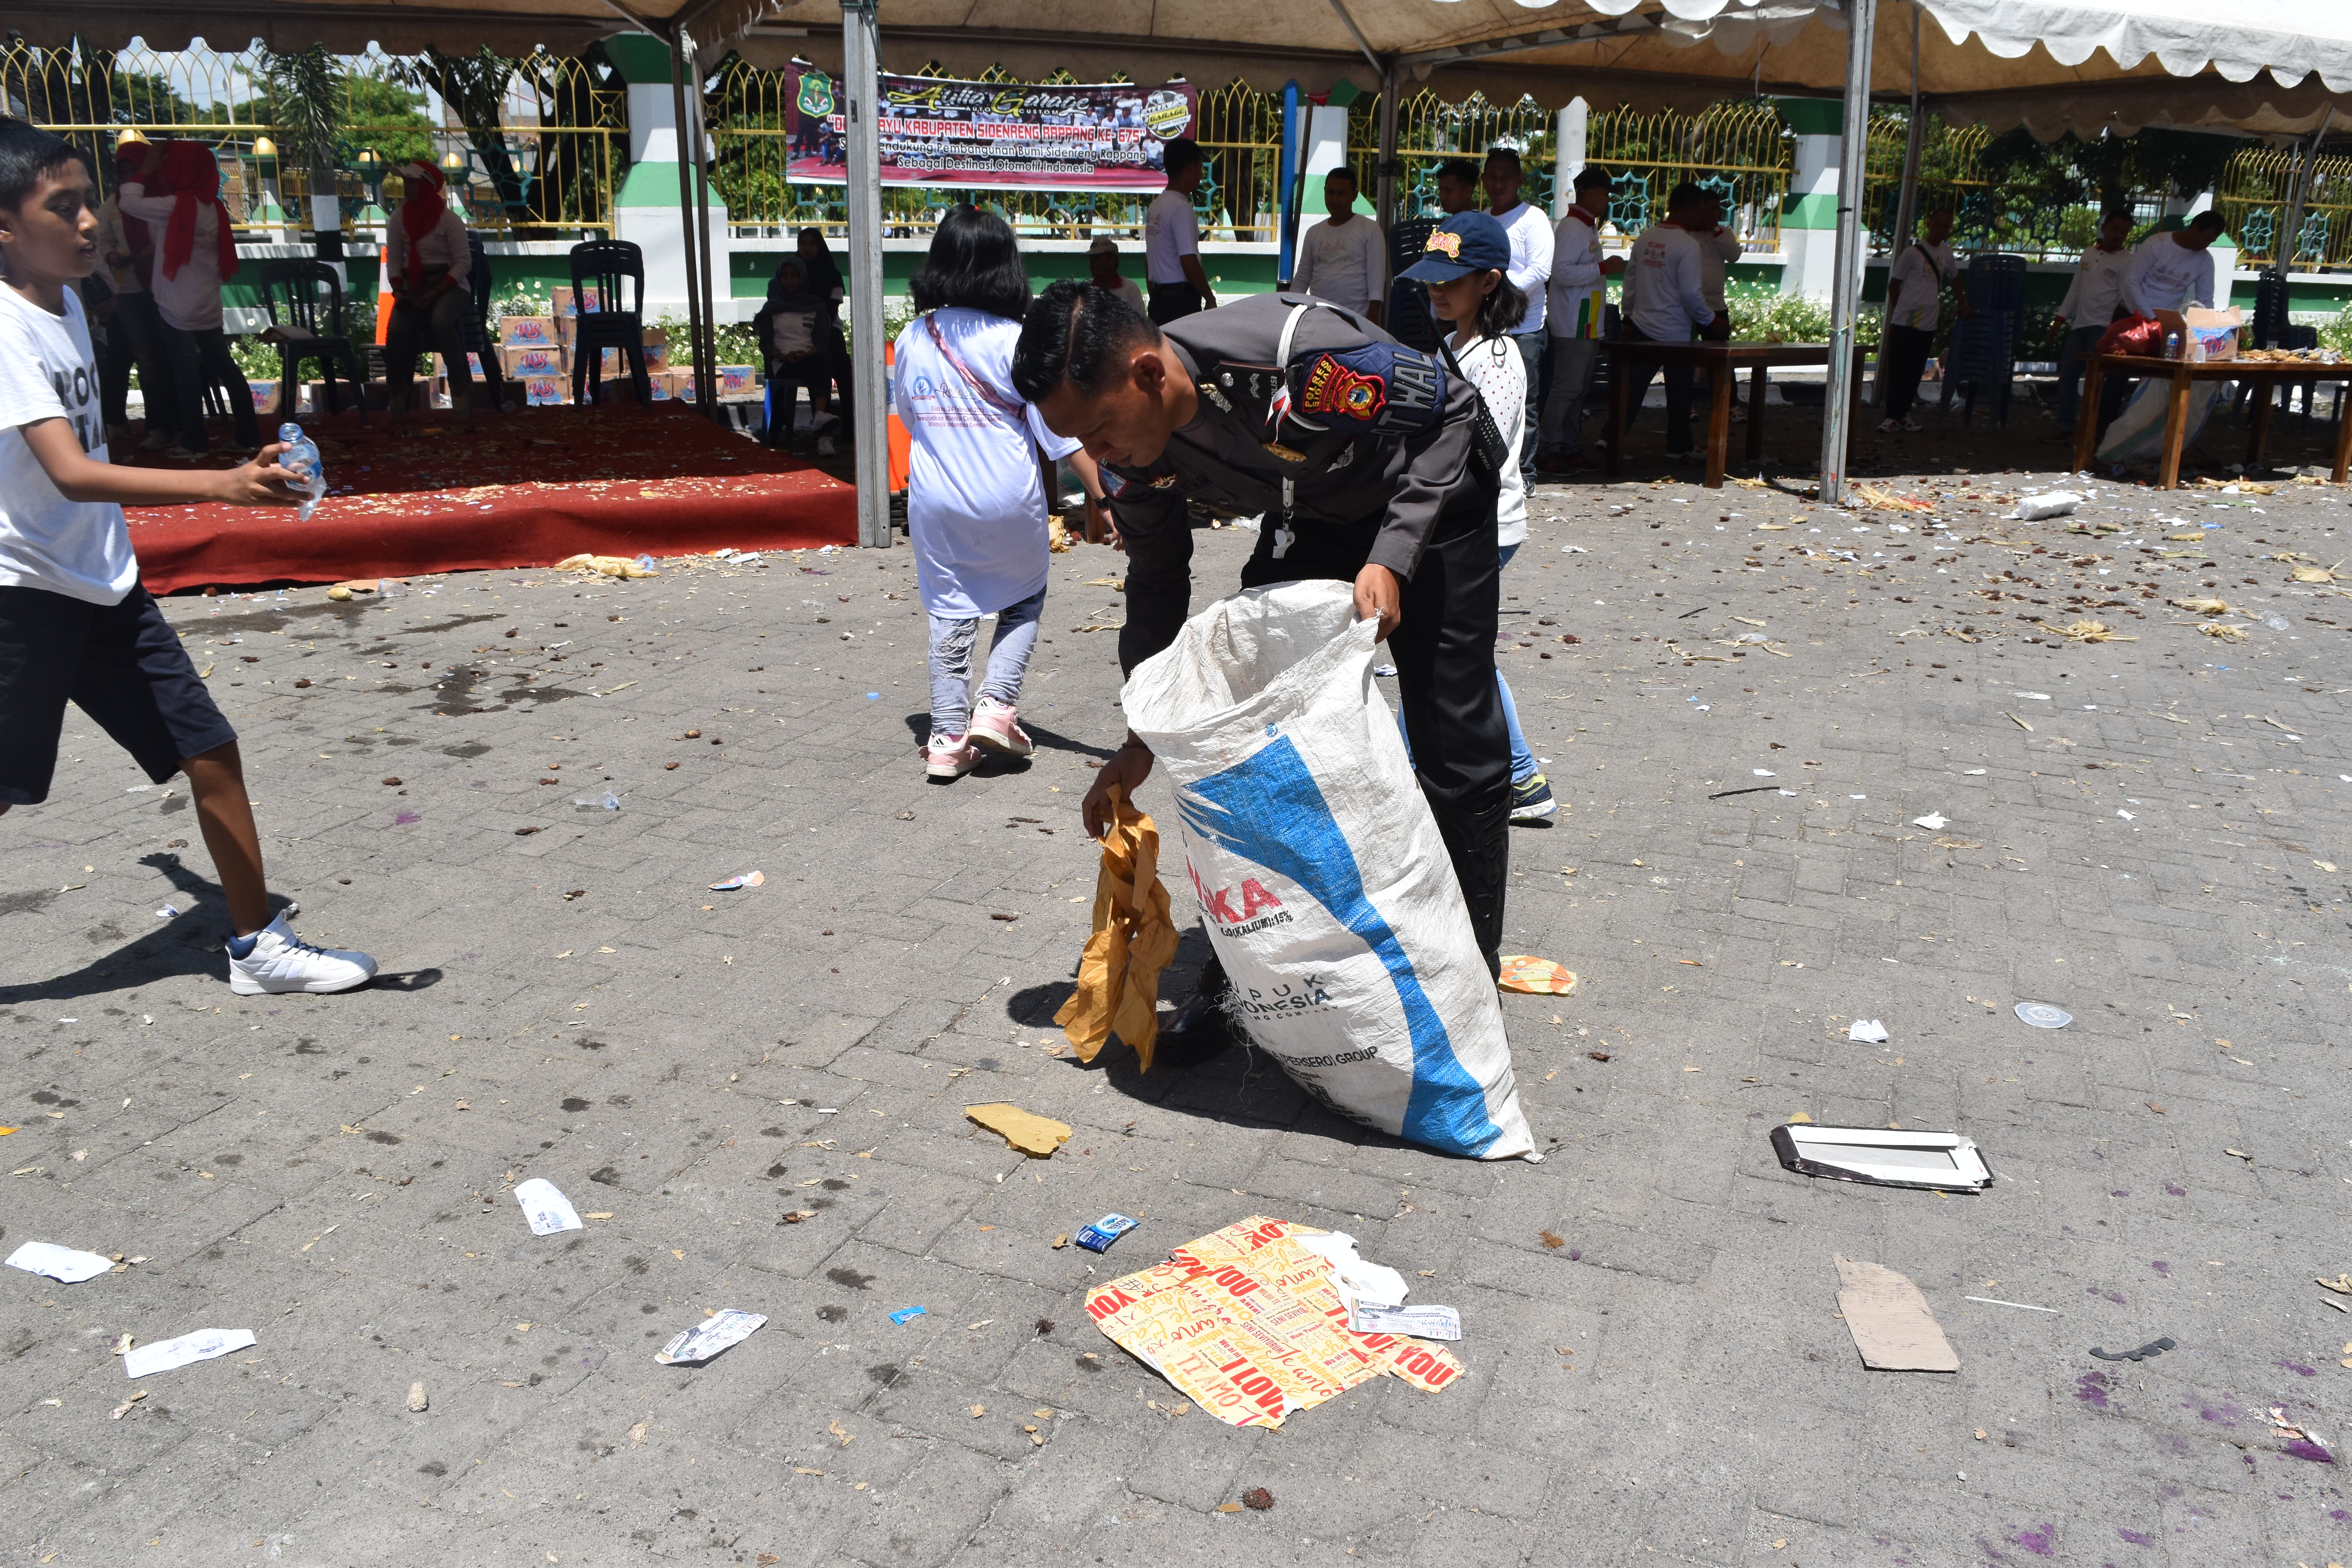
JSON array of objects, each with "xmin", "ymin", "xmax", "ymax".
[
  {"xmin": 117, "ymin": 139, "xmax": 260, "ymax": 459},
  {"xmin": 796, "ymin": 225, "xmax": 851, "ymax": 436},
  {"xmin": 384, "ymin": 161, "xmax": 476, "ymax": 414}
]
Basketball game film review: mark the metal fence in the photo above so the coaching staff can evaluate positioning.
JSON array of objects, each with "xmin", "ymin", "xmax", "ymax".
[
  {"xmin": 1, "ymin": 40, "xmax": 623, "ymax": 238},
  {"xmin": 27, "ymin": 42, "xmax": 2334, "ymax": 274},
  {"xmin": 2218, "ymin": 146, "xmax": 2352, "ymax": 270},
  {"xmin": 1341, "ymin": 95, "xmax": 1792, "ymax": 250}
]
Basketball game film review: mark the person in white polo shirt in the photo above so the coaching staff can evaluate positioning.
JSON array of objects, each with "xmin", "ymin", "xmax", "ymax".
[
  {"xmin": 1286, "ymin": 166, "xmax": 1387, "ymax": 324},
  {"xmin": 1618, "ymin": 181, "xmax": 1722, "ymax": 460},
  {"xmin": 2047, "ymin": 207, "xmax": 2134, "ymax": 439},
  {"xmin": 1537, "ymin": 163, "xmax": 1624, "ymax": 474},
  {"xmin": 1143, "ymin": 138, "xmax": 1214, "ymax": 325}
]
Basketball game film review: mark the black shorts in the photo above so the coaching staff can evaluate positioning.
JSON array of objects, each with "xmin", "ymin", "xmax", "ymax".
[{"xmin": 0, "ymin": 583, "xmax": 236, "ymax": 807}]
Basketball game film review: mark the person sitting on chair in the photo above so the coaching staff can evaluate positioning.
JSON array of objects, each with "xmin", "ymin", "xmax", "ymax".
[
  {"xmin": 384, "ymin": 162, "xmax": 475, "ymax": 416},
  {"xmin": 754, "ymin": 258, "xmax": 832, "ymax": 454}
]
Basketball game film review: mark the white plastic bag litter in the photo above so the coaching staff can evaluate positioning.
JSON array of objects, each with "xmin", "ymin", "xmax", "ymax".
[
  {"xmin": 2097, "ymin": 379, "xmax": 2220, "ymax": 466},
  {"xmin": 1122, "ymin": 580, "xmax": 1537, "ymax": 1160}
]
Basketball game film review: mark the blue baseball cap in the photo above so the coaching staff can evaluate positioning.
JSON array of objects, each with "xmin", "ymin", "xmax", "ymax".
[{"xmin": 1398, "ymin": 211, "xmax": 1511, "ymax": 283}]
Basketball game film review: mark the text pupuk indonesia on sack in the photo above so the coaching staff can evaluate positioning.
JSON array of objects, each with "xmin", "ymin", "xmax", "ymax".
[{"xmin": 1122, "ymin": 580, "xmax": 1538, "ymax": 1160}]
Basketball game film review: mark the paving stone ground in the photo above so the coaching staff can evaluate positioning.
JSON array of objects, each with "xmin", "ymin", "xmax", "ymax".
[{"xmin": 4, "ymin": 402, "xmax": 2352, "ymax": 1568}]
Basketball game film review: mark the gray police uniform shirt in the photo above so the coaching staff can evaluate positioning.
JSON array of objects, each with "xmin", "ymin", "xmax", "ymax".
[{"xmin": 1101, "ymin": 293, "xmax": 1483, "ymax": 590}]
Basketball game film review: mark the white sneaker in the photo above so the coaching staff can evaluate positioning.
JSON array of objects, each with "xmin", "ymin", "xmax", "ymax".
[
  {"xmin": 816, "ymin": 435, "xmax": 837, "ymax": 456},
  {"xmin": 227, "ymin": 913, "xmax": 378, "ymax": 995}
]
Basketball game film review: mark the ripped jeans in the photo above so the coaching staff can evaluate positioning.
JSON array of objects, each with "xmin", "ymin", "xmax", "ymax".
[{"xmin": 927, "ymin": 586, "xmax": 1046, "ymax": 739}]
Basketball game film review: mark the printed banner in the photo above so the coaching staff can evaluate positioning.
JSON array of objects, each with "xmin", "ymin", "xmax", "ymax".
[{"xmin": 784, "ymin": 67, "xmax": 1198, "ymax": 191}]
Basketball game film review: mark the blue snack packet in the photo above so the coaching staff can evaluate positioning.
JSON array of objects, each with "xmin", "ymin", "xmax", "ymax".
[
  {"xmin": 1074, "ymin": 1213, "xmax": 1139, "ymax": 1253},
  {"xmin": 888, "ymin": 1305, "xmax": 926, "ymax": 1325}
]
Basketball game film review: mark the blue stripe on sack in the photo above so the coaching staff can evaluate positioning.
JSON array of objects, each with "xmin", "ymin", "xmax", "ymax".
[{"xmin": 1179, "ymin": 735, "xmax": 1502, "ymax": 1158}]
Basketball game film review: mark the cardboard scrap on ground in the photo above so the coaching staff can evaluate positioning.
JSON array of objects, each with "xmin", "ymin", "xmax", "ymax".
[
  {"xmin": 1497, "ymin": 955, "xmax": 1578, "ymax": 996},
  {"xmin": 965, "ymin": 1103, "xmax": 1073, "ymax": 1158},
  {"xmin": 1085, "ymin": 1216, "xmax": 1464, "ymax": 1429},
  {"xmin": 1834, "ymin": 1254, "xmax": 1959, "ymax": 1372},
  {"xmin": 1054, "ymin": 786, "xmax": 1178, "ymax": 1069}
]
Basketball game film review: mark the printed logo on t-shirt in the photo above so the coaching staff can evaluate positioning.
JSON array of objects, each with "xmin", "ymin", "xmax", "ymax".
[{"xmin": 51, "ymin": 361, "xmax": 97, "ymax": 454}]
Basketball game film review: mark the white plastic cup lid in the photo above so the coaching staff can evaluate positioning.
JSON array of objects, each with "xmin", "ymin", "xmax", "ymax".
[{"xmin": 2014, "ymin": 1002, "xmax": 2072, "ymax": 1029}]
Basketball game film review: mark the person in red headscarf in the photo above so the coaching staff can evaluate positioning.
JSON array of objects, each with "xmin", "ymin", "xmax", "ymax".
[
  {"xmin": 384, "ymin": 160, "xmax": 477, "ymax": 414},
  {"xmin": 94, "ymin": 139, "xmax": 178, "ymax": 447},
  {"xmin": 118, "ymin": 139, "xmax": 259, "ymax": 459}
]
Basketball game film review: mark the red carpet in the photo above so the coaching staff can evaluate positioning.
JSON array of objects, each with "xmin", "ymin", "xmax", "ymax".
[{"xmin": 124, "ymin": 403, "xmax": 858, "ymax": 594}]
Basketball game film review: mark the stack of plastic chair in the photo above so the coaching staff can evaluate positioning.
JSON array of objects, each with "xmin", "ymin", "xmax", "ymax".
[
  {"xmin": 1384, "ymin": 217, "xmax": 1439, "ymax": 351},
  {"xmin": 566, "ymin": 240, "xmax": 653, "ymax": 407},
  {"xmin": 1939, "ymin": 253, "xmax": 2027, "ymax": 426}
]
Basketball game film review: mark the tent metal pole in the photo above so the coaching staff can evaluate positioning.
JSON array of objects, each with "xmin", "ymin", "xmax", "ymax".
[
  {"xmin": 1377, "ymin": 64, "xmax": 1400, "ymax": 230},
  {"xmin": 2276, "ymin": 106, "xmax": 2333, "ymax": 278},
  {"xmin": 842, "ymin": 0, "xmax": 892, "ymax": 549},
  {"xmin": 667, "ymin": 29, "xmax": 708, "ymax": 418},
  {"xmin": 684, "ymin": 31, "xmax": 721, "ymax": 417},
  {"xmin": 1882, "ymin": 2, "xmax": 1922, "ymax": 407},
  {"xmin": 1818, "ymin": 0, "xmax": 1878, "ymax": 506}
]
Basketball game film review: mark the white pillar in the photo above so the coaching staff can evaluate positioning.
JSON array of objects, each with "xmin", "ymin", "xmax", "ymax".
[
  {"xmin": 1818, "ymin": 0, "xmax": 1878, "ymax": 506},
  {"xmin": 843, "ymin": 0, "xmax": 891, "ymax": 549},
  {"xmin": 1553, "ymin": 99, "xmax": 1587, "ymax": 220}
]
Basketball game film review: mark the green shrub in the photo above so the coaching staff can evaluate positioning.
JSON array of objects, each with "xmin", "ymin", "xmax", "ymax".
[
  {"xmin": 2318, "ymin": 304, "xmax": 2352, "ymax": 357},
  {"xmin": 1726, "ymin": 293, "xmax": 1885, "ymax": 348}
]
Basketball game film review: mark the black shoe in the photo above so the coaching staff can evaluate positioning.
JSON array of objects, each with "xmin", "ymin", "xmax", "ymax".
[
  {"xmin": 1150, "ymin": 958, "xmax": 1235, "ymax": 1070},
  {"xmin": 1429, "ymin": 800, "xmax": 1510, "ymax": 979}
]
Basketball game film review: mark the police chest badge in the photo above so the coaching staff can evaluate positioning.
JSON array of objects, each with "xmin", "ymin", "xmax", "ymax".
[{"xmin": 1290, "ymin": 343, "xmax": 1443, "ymax": 435}]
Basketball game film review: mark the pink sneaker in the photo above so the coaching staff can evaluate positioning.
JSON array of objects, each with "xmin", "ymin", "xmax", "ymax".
[
  {"xmin": 925, "ymin": 733, "xmax": 980, "ymax": 780},
  {"xmin": 967, "ymin": 697, "xmax": 1035, "ymax": 758}
]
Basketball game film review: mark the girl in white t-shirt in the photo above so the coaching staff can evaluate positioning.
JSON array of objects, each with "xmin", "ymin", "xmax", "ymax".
[
  {"xmin": 892, "ymin": 207, "xmax": 1102, "ymax": 780},
  {"xmin": 1415, "ymin": 210, "xmax": 1553, "ymax": 821}
]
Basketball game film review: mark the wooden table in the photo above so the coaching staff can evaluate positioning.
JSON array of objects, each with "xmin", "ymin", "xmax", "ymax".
[
  {"xmin": 1604, "ymin": 341, "xmax": 1868, "ymax": 489},
  {"xmin": 2074, "ymin": 354, "xmax": 2352, "ymax": 489}
]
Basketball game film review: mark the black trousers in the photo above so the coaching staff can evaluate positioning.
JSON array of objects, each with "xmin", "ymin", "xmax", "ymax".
[
  {"xmin": 1147, "ymin": 282, "xmax": 1203, "ymax": 326},
  {"xmin": 1129, "ymin": 479, "xmax": 1513, "ymax": 968},
  {"xmin": 1880, "ymin": 323, "xmax": 1935, "ymax": 419},
  {"xmin": 1619, "ymin": 320, "xmax": 1696, "ymax": 454},
  {"xmin": 101, "ymin": 291, "xmax": 174, "ymax": 435}
]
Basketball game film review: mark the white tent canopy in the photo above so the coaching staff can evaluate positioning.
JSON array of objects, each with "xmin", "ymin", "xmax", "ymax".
[{"xmin": 741, "ymin": 0, "xmax": 2352, "ymax": 138}]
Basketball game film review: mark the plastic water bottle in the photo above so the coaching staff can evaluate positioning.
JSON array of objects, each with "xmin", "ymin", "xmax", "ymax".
[
  {"xmin": 2163, "ymin": 331, "xmax": 2181, "ymax": 361},
  {"xmin": 277, "ymin": 421, "xmax": 325, "ymax": 521}
]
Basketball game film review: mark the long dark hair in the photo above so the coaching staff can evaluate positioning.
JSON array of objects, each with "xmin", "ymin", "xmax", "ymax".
[
  {"xmin": 909, "ymin": 205, "xmax": 1030, "ymax": 321},
  {"xmin": 1453, "ymin": 273, "xmax": 1527, "ymax": 342}
]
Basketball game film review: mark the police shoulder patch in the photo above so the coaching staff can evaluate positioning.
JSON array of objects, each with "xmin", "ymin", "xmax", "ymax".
[{"xmin": 1290, "ymin": 342, "xmax": 1445, "ymax": 435}]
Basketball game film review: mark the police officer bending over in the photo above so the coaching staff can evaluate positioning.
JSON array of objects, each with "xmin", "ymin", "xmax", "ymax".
[{"xmin": 1011, "ymin": 280, "xmax": 1512, "ymax": 1061}]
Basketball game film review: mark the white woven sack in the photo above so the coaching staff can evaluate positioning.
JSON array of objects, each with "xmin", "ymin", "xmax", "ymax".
[
  {"xmin": 1122, "ymin": 579, "xmax": 1537, "ymax": 1160},
  {"xmin": 2097, "ymin": 377, "xmax": 2221, "ymax": 466}
]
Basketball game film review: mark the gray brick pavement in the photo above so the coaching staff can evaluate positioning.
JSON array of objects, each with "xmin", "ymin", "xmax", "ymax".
[{"xmin": 4, "ymin": 414, "xmax": 2352, "ymax": 1565}]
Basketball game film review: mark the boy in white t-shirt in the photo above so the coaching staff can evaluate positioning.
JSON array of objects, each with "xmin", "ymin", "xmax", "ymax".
[{"xmin": 0, "ymin": 119, "xmax": 377, "ymax": 995}]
